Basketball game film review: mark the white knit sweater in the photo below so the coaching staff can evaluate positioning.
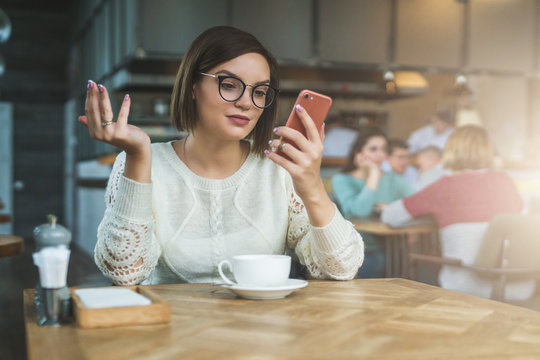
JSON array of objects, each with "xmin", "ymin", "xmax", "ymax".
[{"xmin": 94, "ymin": 142, "xmax": 364, "ymax": 285}]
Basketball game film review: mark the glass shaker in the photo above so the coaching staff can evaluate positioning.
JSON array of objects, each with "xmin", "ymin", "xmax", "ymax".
[{"xmin": 33, "ymin": 214, "xmax": 72, "ymax": 325}]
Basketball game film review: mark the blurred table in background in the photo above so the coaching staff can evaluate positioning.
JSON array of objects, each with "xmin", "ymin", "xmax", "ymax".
[
  {"xmin": 321, "ymin": 156, "xmax": 346, "ymax": 168},
  {"xmin": 0, "ymin": 235, "xmax": 24, "ymax": 257},
  {"xmin": 352, "ymin": 217, "xmax": 438, "ymax": 278},
  {"xmin": 0, "ymin": 197, "xmax": 11, "ymax": 224},
  {"xmin": 97, "ymin": 153, "xmax": 118, "ymax": 166}
]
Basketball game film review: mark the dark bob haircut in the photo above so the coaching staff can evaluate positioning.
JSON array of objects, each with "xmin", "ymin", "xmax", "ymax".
[{"xmin": 170, "ymin": 26, "xmax": 279, "ymax": 157}]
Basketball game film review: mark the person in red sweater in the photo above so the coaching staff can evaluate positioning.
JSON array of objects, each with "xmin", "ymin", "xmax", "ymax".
[{"xmin": 381, "ymin": 125, "xmax": 531, "ymax": 300}]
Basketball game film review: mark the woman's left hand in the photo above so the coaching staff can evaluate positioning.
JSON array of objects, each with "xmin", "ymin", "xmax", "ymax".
[{"xmin": 266, "ymin": 104, "xmax": 335, "ymax": 226}]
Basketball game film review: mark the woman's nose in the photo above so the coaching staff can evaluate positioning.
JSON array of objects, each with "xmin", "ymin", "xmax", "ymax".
[{"xmin": 234, "ymin": 88, "xmax": 252, "ymax": 109}]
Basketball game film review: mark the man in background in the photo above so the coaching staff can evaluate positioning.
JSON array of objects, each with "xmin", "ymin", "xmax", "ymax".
[
  {"xmin": 322, "ymin": 116, "xmax": 359, "ymax": 158},
  {"xmin": 381, "ymin": 138, "xmax": 417, "ymax": 188},
  {"xmin": 407, "ymin": 109, "xmax": 455, "ymax": 154}
]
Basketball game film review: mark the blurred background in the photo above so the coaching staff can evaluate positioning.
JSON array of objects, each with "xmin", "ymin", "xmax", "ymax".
[
  {"xmin": 2, "ymin": 0, "xmax": 540, "ymax": 247},
  {"xmin": 2, "ymin": 0, "xmax": 540, "ymax": 358}
]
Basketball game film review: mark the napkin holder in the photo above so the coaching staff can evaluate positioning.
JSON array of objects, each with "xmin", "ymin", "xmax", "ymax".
[{"xmin": 70, "ymin": 286, "xmax": 170, "ymax": 328}]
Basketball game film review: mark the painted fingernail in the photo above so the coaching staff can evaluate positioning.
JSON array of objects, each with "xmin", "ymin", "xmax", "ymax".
[
  {"xmin": 124, "ymin": 94, "xmax": 130, "ymax": 100},
  {"xmin": 273, "ymin": 127, "xmax": 279, "ymax": 133},
  {"xmin": 97, "ymin": 84, "xmax": 104, "ymax": 93},
  {"xmin": 264, "ymin": 150, "xmax": 270, "ymax": 155},
  {"xmin": 295, "ymin": 104, "xmax": 304, "ymax": 112},
  {"xmin": 87, "ymin": 80, "xmax": 93, "ymax": 90},
  {"xmin": 268, "ymin": 140, "xmax": 273, "ymax": 145}
]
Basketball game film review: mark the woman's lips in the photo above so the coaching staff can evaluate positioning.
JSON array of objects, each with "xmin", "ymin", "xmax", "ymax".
[{"xmin": 227, "ymin": 115, "xmax": 250, "ymax": 126}]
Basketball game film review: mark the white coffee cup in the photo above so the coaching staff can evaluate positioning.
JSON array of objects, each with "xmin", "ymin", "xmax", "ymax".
[{"xmin": 218, "ymin": 254, "xmax": 291, "ymax": 287}]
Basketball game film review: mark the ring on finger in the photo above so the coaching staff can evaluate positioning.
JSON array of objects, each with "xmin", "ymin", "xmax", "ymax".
[
  {"xmin": 277, "ymin": 143, "xmax": 285, "ymax": 152},
  {"xmin": 101, "ymin": 120, "xmax": 114, "ymax": 127}
]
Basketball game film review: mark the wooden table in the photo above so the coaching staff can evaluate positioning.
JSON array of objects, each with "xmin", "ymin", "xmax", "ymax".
[
  {"xmin": 352, "ymin": 217, "xmax": 438, "ymax": 278},
  {"xmin": 0, "ymin": 235, "xmax": 24, "ymax": 257},
  {"xmin": 24, "ymin": 279, "xmax": 540, "ymax": 359},
  {"xmin": 0, "ymin": 213, "xmax": 11, "ymax": 224}
]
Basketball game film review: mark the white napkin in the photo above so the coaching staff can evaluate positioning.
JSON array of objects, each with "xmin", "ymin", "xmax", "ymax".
[
  {"xmin": 74, "ymin": 288, "xmax": 152, "ymax": 308},
  {"xmin": 32, "ymin": 246, "xmax": 71, "ymax": 288}
]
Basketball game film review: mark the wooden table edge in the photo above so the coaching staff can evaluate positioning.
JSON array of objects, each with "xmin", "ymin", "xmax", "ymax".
[
  {"xmin": 351, "ymin": 218, "xmax": 437, "ymax": 235},
  {"xmin": 0, "ymin": 235, "xmax": 24, "ymax": 257}
]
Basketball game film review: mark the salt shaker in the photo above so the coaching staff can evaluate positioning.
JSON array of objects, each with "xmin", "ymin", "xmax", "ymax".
[
  {"xmin": 33, "ymin": 214, "xmax": 72, "ymax": 325},
  {"xmin": 33, "ymin": 214, "xmax": 71, "ymax": 250}
]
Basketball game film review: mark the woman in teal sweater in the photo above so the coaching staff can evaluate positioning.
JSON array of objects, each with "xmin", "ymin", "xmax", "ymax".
[{"xmin": 332, "ymin": 128, "xmax": 415, "ymax": 278}]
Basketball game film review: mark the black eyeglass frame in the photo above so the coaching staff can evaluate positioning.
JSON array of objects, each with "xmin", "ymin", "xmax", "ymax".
[{"xmin": 198, "ymin": 72, "xmax": 279, "ymax": 109}]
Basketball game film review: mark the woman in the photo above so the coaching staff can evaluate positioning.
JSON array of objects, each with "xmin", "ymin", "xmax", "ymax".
[
  {"xmin": 78, "ymin": 26, "xmax": 363, "ymax": 285},
  {"xmin": 331, "ymin": 128, "xmax": 415, "ymax": 277},
  {"xmin": 381, "ymin": 125, "xmax": 528, "ymax": 300}
]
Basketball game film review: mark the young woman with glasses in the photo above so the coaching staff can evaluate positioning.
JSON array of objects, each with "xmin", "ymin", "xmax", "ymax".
[{"xmin": 79, "ymin": 26, "xmax": 363, "ymax": 285}]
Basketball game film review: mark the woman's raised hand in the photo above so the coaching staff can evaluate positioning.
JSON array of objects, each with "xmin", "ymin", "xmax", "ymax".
[
  {"xmin": 78, "ymin": 81, "xmax": 151, "ymax": 156},
  {"xmin": 353, "ymin": 153, "xmax": 379, "ymax": 174},
  {"xmin": 353, "ymin": 152, "xmax": 382, "ymax": 191}
]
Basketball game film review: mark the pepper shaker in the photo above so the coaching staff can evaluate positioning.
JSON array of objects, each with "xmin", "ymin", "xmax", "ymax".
[{"xmin": 33, "ymin": 214, "xmax": 72, "ymax": 325}]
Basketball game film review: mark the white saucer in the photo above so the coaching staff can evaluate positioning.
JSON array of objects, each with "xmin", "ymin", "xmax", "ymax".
[{"xmin": 221, "ymin": 279, "xmax": 308, "ymax": 300}]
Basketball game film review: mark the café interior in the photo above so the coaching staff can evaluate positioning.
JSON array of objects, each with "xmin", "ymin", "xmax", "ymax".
[{"xmin": 2, "ymin": 0, "xmax": 540, "ymax": 358}]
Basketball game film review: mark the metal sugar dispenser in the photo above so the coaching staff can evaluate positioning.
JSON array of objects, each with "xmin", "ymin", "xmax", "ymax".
[{"xmin": 33, "ymin": 214, "xmax": 72, "ymax": 326}]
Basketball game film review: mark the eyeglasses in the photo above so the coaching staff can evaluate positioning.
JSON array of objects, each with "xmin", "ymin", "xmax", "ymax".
[{"xmin": 199, "ymin": 72, "xmax": 279, "ymax": 109}]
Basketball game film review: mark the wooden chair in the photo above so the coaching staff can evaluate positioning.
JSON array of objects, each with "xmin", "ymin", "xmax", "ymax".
[{"xmin": 409, "ymin": 214, "xmax": 540, "ymax": 301}]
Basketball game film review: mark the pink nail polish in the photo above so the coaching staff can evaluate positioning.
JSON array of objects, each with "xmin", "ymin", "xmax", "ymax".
[
  {"xmin": 124, "ymin": 94, "xmax": 130, "ymax": 100},
  {"xmin": 87, "ymin": 80, "xmax": 93, "ymax": 89},
  {"xmin": 97, "ymin": 84, "xmax": 104, "ymax": 93},
  {"xmin": 264, "ymin": 150, "xmax": 270, "ymax": 155},
  {"xmin": 273, "ymin": 127, "xmax": 278, "ymax": 133},
  {"xmin": 295, "ymin": 104, "xmax": 304, "ymax": 112}
]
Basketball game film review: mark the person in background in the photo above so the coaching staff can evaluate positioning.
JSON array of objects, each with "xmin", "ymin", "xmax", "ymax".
[
  {"xmin": 415, "ymin": 145, "xmax": 448, "ymax": 190},
  {"xmin": 407, "ymin": 109, "xmax": 455, "ymax": 155},
  {"xmin": 381, "ymin": 125, "xmax": 530, "ymax": 300},
  {"xmin": 79, "ymin": 26, "xmax": 364, "ymax": 285},
  {"xmin": 331, "ymin": 128, "xmax": 415, "ymax": 278},
  {"xmin": 322, "ymin": 116, "xmax": 359, "ymax": 158},
  {"xmin": 380, "ymin": 138, "xmax": 418, "ymax": 188}
]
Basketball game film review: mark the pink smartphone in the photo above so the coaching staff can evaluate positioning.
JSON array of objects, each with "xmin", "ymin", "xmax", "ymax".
[{"xmin": 282, "ymin": 89, "xmax": 333, "ymax": 150}]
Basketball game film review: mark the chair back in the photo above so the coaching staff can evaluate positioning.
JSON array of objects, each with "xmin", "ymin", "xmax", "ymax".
[{"xmin": 474, "ymin": 214, "xmax": 540, "ymax": 269}]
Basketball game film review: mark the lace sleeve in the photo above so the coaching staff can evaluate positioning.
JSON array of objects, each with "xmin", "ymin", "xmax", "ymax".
[
  {"xmin": 286, "ymin": 189, "xmax": 364, "ymax": 280},
  {"xmin": 94, "ymin": 152, "xmax": 160, "ymax": 285}
]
